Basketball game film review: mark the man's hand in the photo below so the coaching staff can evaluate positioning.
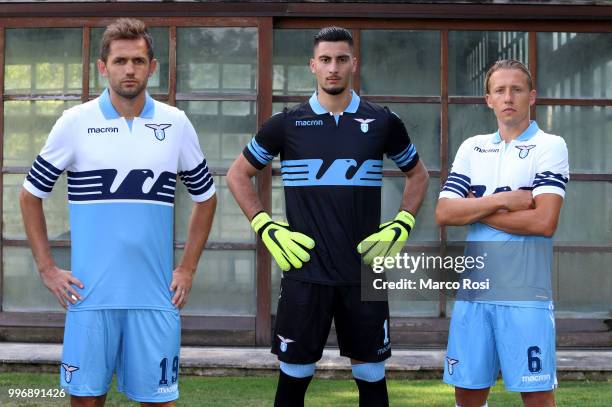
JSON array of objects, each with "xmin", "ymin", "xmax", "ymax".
[
  {"xmin": 357, "ymin": 210, "xmax": 415, "ymax": 265},
  {"xmin": 498, "ymin": 189, "xmax": 534, "ymax": 211},
  {"xmin": 251, "ymin": 212, "xmax": 315, "ymax": 272},
  {"xmin": 39, "ymin": 266, "xmax": 83, "ymax": 309},
  {"xmin": 170, "ymin": 265, "xmax": 194, "ymax": 309}
]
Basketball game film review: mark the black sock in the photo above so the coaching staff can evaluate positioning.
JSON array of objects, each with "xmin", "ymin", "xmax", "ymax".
[
  {"xmin": 354, "ymin": 377, "xmax": 389, "ymax": 407},
  {"xmin": 274, "ymin": 370, "xmax": 313, "ymax": 407}
]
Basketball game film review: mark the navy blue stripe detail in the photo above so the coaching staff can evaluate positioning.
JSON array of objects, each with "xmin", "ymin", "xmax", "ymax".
[
  {"xmin": 32, "ymin": 161, "xmax": 60, "ymax": 182},
  {"xmin": 35, "ymin": 155, "xmax": 62, "ymax": 176},
  {"xmin": 180, "ymin": 172, "xmax": 209, "ymax": 185},
  {"xmin": 444, "ymin": 180, "xmax": 469, "ymax": 194},
  {"xmin": 186, "ymin": 177, "xmax": 214, "ymax": 196},
  {"xmin": 533, "ymin": 180, "xmax": 566, "ymax": 190},
  {"xmin": 182, "ymin": 172, "xmax": 212, "ymax": 191},
  {"xmin": 179, "ymin": 171, "xmax": 210, "ymax": 186},
  {"xmin": 535, "ymin": 171, "xmax": 569, "ymax": 183},
  {"xmin": 448, "ymin": 172, "xmax": 470, "ymax": 183},
  {"xmin": 68, "ymin": 186, "xmax": 103, "ymax": 194},
  {"xmin": 442, "ymin": 185, "xmax": 466, "ymax": 197},
  {"xmin": 28, "ymin": 168, "xmax": 54, "ymax": 188},
  {"xmin": 67, "ymin": 177, "xmax": 103, "ymax": 186},
  {"xmin": 26, "ymin": 174, "xmax": 53, "ymax": 192},
  {"xmin": 178, "ymin": 159, "xmax": 208, "ymax": 178},
  {"xmin": 446, "ymin": 175, "xmax": 470, "ymax": 190}
]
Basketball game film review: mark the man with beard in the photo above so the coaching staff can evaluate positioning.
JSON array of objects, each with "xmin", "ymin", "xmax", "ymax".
[
  {"xmin": 227, "ymin": 26, "xmax": 429, "ymax": 407},
  {"xmin": 19, "ymin": 18, "xmax": 216, "ymax": 406}
]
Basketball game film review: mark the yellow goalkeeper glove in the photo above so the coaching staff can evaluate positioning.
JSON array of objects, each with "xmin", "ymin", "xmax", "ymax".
[
  {"xmin": 251, "ymin": 212, "xmax": 315, "ymax": 272},
  {"xmin": 357, "ymin": 210, "xmax": 415, "ymax": 265}
]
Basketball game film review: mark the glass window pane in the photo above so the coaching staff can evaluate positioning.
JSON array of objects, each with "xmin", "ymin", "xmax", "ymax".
[
  {"xmin": 536, "ymin": 105, "xmax": 611, "ymax": 173},
  {"xmin": 553, "ymin": 251, "xmax": 612, "ymax": 318},
  {"xmin": 361, "ymin": 30, "xmax": 440, "ymax": 96},
  {"xmin": 447, "ymin": 104, "xmax": 497, "ymax": 242},
  {"xmin": 177, "ymin": 28, "xmax": 257, "ymax": 94},
  {"xmin": 177, "ymin": 101, "xmax": 256, "ymax": 168},
  {"xmin": 273, "ymin": 29, "xmax": 319, "ymax": 96},
  {"xmin": 3, "ymin": 100, "xmax": 80, "ymax": 167},
  {"xmin": 382, "ymin": 177, "xmax": 439, "ymax": 242},
  {"xmin": 89, "ymin": 27, "xmax": 169, "ymax": 94},
  {"xmin": 3, "ymin": 246, "xmax": 69, "ymax": 311},
  {"xmin": 449, "ymin": 31, "xmax": 528, "ymax": 96},
  {"xmin": 5, "ymin": 28, "xmax": 82, "ymax": 94},
  {"xmin": 537, "ymin": 33, "xmax": 612, "ymax": 99},
  {"xmin": 175, "ymin": 175, "xmax": 253, "ymax": 243},
  {"xmin": 555, "ymin": 181, "xmax": 611, "ymax": 244},
  {"xmin": 3, "ymin": 174, "xmax": 70, "ymax": 240},
  {"xmin": 177, "ymin": 249, "xmax": 255, "ymax": 315},
  {"xmin": 448, "ymin": 103, "xmax": 497, "ymax": 166},
  {"xmin": 384, "ymin": 103, "xmax": 440, "ymax": 171},
  {"xmin": 389, "ymin": 247, "xmax": 440, "ymax": 317}
]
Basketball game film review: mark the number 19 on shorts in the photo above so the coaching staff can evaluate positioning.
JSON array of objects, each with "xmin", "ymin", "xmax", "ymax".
[{"xmin": 159, "ymin": 356, "xmax": 179, "ymax": 385}]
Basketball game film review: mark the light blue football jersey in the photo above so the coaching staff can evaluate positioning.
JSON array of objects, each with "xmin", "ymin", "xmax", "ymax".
[
  {"xmin": 439, "ymin": 121, "xmax": 569, "ymax": 308},
  {"xmin": 24, "ymin": 89, "xmax": 215, "ymax": 311}
]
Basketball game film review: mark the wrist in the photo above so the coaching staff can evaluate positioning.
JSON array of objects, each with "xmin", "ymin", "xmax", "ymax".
[
  {"xmin": 177, "ymin": 264, "xmax": 197, "ymax": 275},
  {"xmin": 396, "ymin": 210, "xmax": 416, "ymax": 230},
  {"xmin": 491, "ymin": 193, "xmax": 508, "ymax": 211},
  {"xmin": 251, "ymin": 211, "xmax": 272, "ymax": 234},
  {"xmin": 37, "ymin": 260, "xmax": 57, "ymax": 275}
]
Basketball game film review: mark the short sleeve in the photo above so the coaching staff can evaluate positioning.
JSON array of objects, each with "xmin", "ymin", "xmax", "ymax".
[
  {"xmin": 242, "ymin": 111, "xmax": 286, "ymax": 170},
  {"xmin": 439, "ymin": 138, "xmax": 473, "ymax": 199},
  {"xmin": 532, "ymin": 136, "xmax": 569, "ymax": 198},
  {"xmin": 178, "ymin": 113, "xmax": 216, "ymax": 202},
  {"xmin": 23, "ymin": 110, "xmax": 75, "ymax": 199},
  {"xmin": 384, "ymin": 109, "xmax": 419, "ymax": 172}
]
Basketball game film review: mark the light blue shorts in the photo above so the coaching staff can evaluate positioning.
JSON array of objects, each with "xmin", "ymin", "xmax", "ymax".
[
  {"xmin": 61, "ymin": 309, "xmax": 181, "ymax": 402},
  {"xmin": 444, "ymin": 301, "xmax": 557, "ymax": 392}
]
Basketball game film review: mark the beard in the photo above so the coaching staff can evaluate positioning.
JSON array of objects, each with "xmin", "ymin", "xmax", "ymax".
[
  {"xmin": 320, "ymin": 85, "xmax": 345, "ymax": 96},
  {"xmin": 111, "ymin": 79, "xmax": 147, "ymax": 100}
]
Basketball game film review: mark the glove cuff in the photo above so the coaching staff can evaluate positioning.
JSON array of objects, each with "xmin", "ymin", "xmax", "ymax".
[
  {"xmin": 251, "ymin": 211, "xmax": 272, "ymax": 234},
  {"xmin": 395, "ymin": 210, "xmax": 416, "ymax": 231}
]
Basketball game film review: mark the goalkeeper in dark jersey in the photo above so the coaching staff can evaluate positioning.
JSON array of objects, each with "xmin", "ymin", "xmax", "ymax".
[{"xmin": 227, "ymin": 26, "xmax": 429, "ymax": 407}]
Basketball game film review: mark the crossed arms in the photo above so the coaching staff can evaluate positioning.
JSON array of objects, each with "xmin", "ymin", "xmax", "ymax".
[{"xmin": 435, "ymin": 190, "xmax": 563, "ymax": 237}]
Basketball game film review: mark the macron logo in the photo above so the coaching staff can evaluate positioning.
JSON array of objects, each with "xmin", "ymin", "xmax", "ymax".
[
  {"xmin": 88, "ymin": 127, "xmax": 119, "ymax": 134},
  {"xmin": 295, "ymin": 119, "xmax": 324, "ymax": 127}
]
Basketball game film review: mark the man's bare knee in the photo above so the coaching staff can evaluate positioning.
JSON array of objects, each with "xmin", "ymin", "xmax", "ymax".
[
  {"xmin": 71, "ymin": 395, "xmax": 107, "ymax": 407},
  {"xmin": 455, "ymin": 387, "xmax": 490, "ymax": 407},
  {"xmin": 141, "ymin": 402, "xmax": 174, "ymax": 407},
  {"xmin": 521, "ymin": 390, "xmax": 555, "ymax": 407}
]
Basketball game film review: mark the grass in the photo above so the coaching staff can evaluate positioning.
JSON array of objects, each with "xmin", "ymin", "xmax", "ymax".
[{"xmin": 0, "ymin": 373, "xmax": 610, "ymax": 406}]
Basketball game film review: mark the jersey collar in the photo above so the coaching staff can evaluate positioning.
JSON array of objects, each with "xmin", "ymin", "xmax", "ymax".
[
  {"xmin": 98, "ymin": 88, "xmax": 155, "ymax": 120},
  {"xmin": 309, "ymin": 90, "xmax": 360, "ymax": 115},
  {"xmin": 491, "ymin": 120, "xmax": 539, "ymax": 144}
]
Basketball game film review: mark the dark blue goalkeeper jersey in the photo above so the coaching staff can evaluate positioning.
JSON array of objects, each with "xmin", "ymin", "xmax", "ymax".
[{"xmin": 243, "ymin": 91, "xmax": 419, "ymax": 285}]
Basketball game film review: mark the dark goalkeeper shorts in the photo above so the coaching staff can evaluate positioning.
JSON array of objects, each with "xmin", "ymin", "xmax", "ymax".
[{"xmin": 272, "ymin": 277, "xmax": 391, "ymax": 364}]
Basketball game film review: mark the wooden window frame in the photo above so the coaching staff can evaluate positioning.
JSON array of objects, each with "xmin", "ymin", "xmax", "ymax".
[{"xmin": 0, "ymin": 4, "xmax": 610, "ymax": 347}]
